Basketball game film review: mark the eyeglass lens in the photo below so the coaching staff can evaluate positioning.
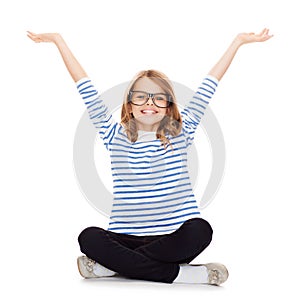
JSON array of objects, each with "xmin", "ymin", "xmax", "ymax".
[{"xmin": 130, "ymin": 91, "xmax": 170, "ymax": 107}]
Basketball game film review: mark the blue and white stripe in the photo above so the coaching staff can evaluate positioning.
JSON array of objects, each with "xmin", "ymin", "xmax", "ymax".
[{"xmin": 76, "ymin": 75, "xmax": 218, "ymax": 236}]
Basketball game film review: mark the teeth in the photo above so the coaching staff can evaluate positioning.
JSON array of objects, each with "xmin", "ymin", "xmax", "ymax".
[{"xmin": 142, "ymin": 110, "xmax": 156, "ymax": 114}]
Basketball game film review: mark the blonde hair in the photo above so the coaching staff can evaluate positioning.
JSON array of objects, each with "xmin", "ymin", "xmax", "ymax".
[{"xmin": 121, "ymin": 70, "xmax": 182, "ymax": 148}]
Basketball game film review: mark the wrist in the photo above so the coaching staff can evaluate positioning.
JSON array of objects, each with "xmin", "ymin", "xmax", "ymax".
[
  {"xmin": 53, "ymin": 33, "xmax": 64, "ymax": 45},
  {"xmin": 232, "ymin": 36, "xmax": 244, "ymax": 48}
]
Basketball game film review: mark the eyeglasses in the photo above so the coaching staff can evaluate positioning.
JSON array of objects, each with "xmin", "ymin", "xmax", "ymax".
[{"xmin": 128, "ymin": 91, "xmax": 172, "ymax": 108}]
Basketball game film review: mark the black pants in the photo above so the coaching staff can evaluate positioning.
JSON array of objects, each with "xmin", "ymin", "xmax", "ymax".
[{"xmin": 78, "ymin": 217, "xmax": 213, "ymax": 284}]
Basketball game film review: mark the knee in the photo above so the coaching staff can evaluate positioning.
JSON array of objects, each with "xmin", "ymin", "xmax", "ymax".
[
  {"xmin": 190, "ymin": 218, "xmax": 213, "ymax": 245},
  {"xmin": 78, "ymin": 226, "xmax": 103, "ymax": 251}
]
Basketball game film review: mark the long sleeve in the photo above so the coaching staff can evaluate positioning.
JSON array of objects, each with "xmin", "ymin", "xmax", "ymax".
[
  {"xmin": 76, "ymin": 78, "xmax": 118, "ymax": 150},
  {"xmin": 181, "ymin": 75, "xmax": 218, "ymax": 147}
]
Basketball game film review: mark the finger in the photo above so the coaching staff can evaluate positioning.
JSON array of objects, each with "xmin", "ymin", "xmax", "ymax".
[
  {"xmin": 27, "ymin": 31, "xmax": 38, "ymax": 38},
  {"xmin": 260, "ymin": 32, "xmax": 273, "ymax": 42},
  {"xmin": 27, "ymin": 32, "xmax": 37, "ymax": 40},
  {"xmin": 263, "ymin": 28, "xmax": 269, "ymax": 37},
  {"xmin": 27, "ymin": 34, "xmax": 38, "ymax": 41},
  {"xmin": 27, "ymin": 34, "xmax": 36, "ymax": 42},
  {"xmin": 27, "ymin": 34, "xmax": 42, "ymax": 43},
  {"xmin": 256, "ymin": 28, "xmax": 269, "ymax": 41},
  {"xmin": 258, "ymin": 28, "xmax": 267, "ymax": 37}
]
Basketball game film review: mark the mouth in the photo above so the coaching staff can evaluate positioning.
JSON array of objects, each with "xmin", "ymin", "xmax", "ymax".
[{"xmin": 140, "ymin": 109, "xmax": 158, "ymax": 115}]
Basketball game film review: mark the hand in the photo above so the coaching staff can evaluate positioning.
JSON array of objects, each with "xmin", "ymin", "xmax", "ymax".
[
  {"xmin": 208, "ymin": 28, "xmax": 273, "ymax": 81},
  {"xmin": 27, "ymin": 31, "xmax": 87, "ymax": 82},
  {"xmin": 27, "ymin": 31, "xmax": 61, "ymax": 44},
  {"xmin": 235, "ymin": 28, "xmax": 273, "ymax": 46}
]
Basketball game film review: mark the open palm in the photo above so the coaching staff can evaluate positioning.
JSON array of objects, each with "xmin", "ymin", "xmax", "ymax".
[
  {"xmin": 237, "ymin": 28, "xmax": 273, "ymax": 44},
  {"xmin": 27, "ymin": 31, "xmax": 59, "ymax": 43}
]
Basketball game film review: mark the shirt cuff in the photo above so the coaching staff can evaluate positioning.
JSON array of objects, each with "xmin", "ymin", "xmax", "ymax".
[
  {"xmin": 205, "ymin": 74, "xmax": 219, "ymax": 86},
  {"xmin": 75, "ymin": 77, "xmax": 91, "ymax": 88}
]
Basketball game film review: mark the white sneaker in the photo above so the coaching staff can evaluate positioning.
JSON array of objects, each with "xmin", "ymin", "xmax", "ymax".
[
  {"xmin": 195, "ymin": 263, "xmax": 229, "ymax": 285},
  {"xmin": 77, "ymin": 256, "xmax": 116, "ymax": 279}
]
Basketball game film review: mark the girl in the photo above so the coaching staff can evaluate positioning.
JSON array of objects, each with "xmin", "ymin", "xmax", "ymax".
[{"xmin": 27, "ymin": 28, "xmax": 272, "ymax": 285}]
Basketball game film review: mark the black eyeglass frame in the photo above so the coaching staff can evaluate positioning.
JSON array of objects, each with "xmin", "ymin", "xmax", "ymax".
[{"xmin": 128, "ymin": 90, "xmax": 172, "ymax": 108}]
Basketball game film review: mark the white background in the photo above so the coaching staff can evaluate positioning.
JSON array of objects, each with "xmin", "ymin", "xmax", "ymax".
[{"xmin": 1, "ymin": 0, "xmax": 300, "ymax": 299}]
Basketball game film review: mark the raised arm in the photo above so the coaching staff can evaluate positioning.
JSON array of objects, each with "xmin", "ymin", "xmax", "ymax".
[
  {"xmin": 208, "ymin": 28, "xmax": 273, "ymax": 81},
  {"xmin": 28, "ymin": 31, "xmax": 119, "ymax": 150},
  {"xmin": 27, "ymin": 31, "xmax": 87, "ymax": 82}
]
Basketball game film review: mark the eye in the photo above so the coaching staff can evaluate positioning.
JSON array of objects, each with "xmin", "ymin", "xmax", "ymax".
[
  {"xmin": 154, "ymin": 94, "xmax": 168, "ymax": 101},
  {"xmin": 156, "ymin": 96, "xmax": 165, "ymax": 100},
  {"xmin": 132, "ymin": 92, "xmax": 147, "ymax": 99}
]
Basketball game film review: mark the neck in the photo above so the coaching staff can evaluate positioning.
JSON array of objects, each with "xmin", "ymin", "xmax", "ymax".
[{"xmin": 136, "ymin": 123, "xmax": 159, "ymax": 132}]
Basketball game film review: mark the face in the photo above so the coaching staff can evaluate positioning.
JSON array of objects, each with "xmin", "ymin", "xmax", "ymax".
[{"xmin": 128, "ymin": 77, "xmax": 169, "ymax": 132}]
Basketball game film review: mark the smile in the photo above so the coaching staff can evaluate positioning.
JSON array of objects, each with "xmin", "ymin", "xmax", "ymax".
[{"xmin": 141, "ymin": 109, "xmax": 158, "ymax": 114}]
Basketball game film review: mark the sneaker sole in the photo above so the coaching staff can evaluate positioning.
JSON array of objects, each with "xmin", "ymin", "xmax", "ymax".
[{"xmin": 77, "ymin": 256, "xmax": 89, "ymax": 278}]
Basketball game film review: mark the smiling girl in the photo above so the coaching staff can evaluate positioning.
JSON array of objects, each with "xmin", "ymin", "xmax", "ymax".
[{"xmin": 27, "ymin": 28, "xmax": 272, "ymax": 285}]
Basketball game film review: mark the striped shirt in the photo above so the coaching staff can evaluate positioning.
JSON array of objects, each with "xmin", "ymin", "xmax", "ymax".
[{"xmin": 76, "ymin": 75, "xmax": 218, "ymax": 236}]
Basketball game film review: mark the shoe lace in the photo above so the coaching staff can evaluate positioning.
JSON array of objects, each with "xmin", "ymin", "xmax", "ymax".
[
  {"xmin": 84, "ymin": 257, "xmax": 96, "ymax": 273},
  {"xmin": 208, "ymin": 269, "xmax": 220, "ymax": 285}
]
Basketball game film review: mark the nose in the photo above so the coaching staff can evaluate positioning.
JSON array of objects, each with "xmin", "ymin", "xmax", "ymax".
[{"xmin": 146, "ymin": 96, "xmax": 154, "ymax": 105}]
